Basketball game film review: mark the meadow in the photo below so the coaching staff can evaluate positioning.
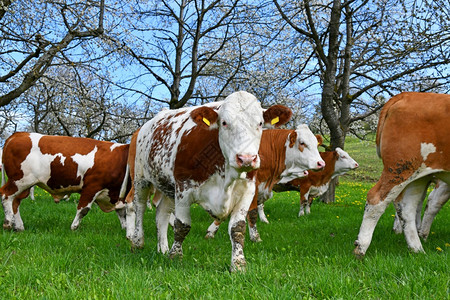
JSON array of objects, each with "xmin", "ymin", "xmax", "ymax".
[{"xmin": 0, "ymin": 138, "xmax": 448, "ymax": 299}]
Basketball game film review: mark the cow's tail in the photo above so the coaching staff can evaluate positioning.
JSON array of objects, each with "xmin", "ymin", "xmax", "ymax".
[
  {"xmin": 375, "ymin": 93, "xmax": 406, "ymax": 158},
  {"xmin": 119, "ymin": 164, "xmax": 130, "ymax": 201}
]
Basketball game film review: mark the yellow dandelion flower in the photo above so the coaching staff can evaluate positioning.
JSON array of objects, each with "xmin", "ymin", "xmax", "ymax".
[
  {"xmin": 445, "ymin": 243, "xmax": 450, "ymax": 247},
  {"xmin": 436, "ymin": 247, "xmax": 443, "ymax": 252}
]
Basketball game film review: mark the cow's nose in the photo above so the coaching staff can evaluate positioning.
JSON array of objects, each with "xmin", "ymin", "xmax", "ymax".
[
  {"xmin": 317, "ymin": 160, "xmax": 326, "ymax": 169},
  {"xmin": 354, "ymin": 162, "xmax": 359, "ymax": 168},
  {"xmin": 236, "ymin": 154, "xmax": 258, "ymax": 169},
  {"xmin": 302, "ymin": 170, "xmax": 309, "ymax": 177}
]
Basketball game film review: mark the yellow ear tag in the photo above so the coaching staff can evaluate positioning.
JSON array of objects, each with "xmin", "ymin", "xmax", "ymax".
[
  {"xmin": 202, "ymin": 117, "xmax": 210, "ymax": 126},
  {"xmin": 271, "ymin": 116, "xmax": 279, "ymax": 125}
]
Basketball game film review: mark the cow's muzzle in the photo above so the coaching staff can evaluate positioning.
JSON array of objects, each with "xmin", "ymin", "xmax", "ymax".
[{"xmin": 236, "ymin": 154, "xmax": 259, "ymax": 171}]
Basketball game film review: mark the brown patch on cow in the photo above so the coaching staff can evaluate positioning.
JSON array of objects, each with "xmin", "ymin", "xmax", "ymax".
[
  {"xmin": 247, "ymin": 208, "xmax": 258, "ymax": 228},
  {"xmin": 174, "ymin": 125, "xmax": 225, "ymax": 187},
  {"xmin": 190, "ymin": 106, "xmax": 219, "ymax": 128},
  {"xmin": 230, "ymin": 220, "xmax": 246, "ymax": 248},
  {"xmin": 263, "ymin": 105, "xmax": 293, "ymax": 127},
  {"xmin": 1, "ymin": 132, "xmax": 32, "ymax": 186},
  {"xmin": 288, "ymin": 131, "xmax": 297, "ymax": 148},
  {"xmin": 173, "ymin": 218, "xmax": 191, "ymax": 243}
]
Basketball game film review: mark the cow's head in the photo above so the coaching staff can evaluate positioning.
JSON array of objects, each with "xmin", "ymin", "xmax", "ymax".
[
  {"xmin": 279, "ymin": 125, "xmax": 325, "ymax": 183},
  {"xmin": 333, "ymin": 147, "xmax": 359, "ymax": 176},
  {"xmin": 190, "ymin": 91, "xmax": 292, "ymax": 172}
]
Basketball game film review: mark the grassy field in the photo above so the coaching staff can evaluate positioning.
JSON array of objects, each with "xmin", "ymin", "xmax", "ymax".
[{"xmin": 0, "ymin": 138, "xmax": 449, "ymax": 299}]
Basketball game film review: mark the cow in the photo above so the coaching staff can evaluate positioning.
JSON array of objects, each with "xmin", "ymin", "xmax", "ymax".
[
  {"xmin": 1, "ymin": 132, "xmax": 130, "ymax": 231},
  {"xmin": 204, "ymin": 126, "xmax": 326, "ymax": 242},
  {"xmin": 270, "ymin": 148, "xmax": 359, "ymax": 218},
  {"xmin": 125, "ymin": 91, "xmax": 313, "ymax": 271},
  {"xmin": 353, "ymin": 92, "xmax": 450, "ymax": 258},
  {"xmin": 392, "ymin": 179, "xmax": 449, "ymax": 240}
]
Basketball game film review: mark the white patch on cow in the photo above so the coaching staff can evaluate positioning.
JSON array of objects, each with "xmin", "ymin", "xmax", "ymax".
[
  {"xmin": 420, "ymin": 143, "xmax": 436, "ymax": 161},
  {"xmin": 71, "ymin": 146, "xmax": 97, "ymax": 181},
  {"xmin": 110, "ymin": 143, "xmax": 123, "ymax": 151},
  {"xmin": 16, "ymin": 133, "xmax": 67, "ymax": 188}
]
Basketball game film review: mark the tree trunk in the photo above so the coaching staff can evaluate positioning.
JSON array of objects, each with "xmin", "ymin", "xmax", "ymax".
[{"xmin": 320, "ymin": 177, "xmax": 338, "ymax": 203}]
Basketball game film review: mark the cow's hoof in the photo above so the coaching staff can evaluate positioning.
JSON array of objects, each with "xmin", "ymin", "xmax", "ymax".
[
  {"xmin": 250, "ymin": 235, "xmax": 262, "ymax": 243},
  {"xmin": 13, "ymin": 225, "xmax": 24, "ymax": 232},
  {"xmin": 3, "ymin": 222, "xmax": 13, "ymax": 231},
  {"xmin": 168, "ymin": 244, "xmax": 183, "ymax": 259},
  {"xmin": 204, "ymin": 232, "xmax": 215, "ymax": 239},
  {"xmin": 353, "ymin": 245, "xmax": 365, "ymax": 260},
  {"xmin": 230, "ymin": 259, "xmax": 247, "ymax": 273}
]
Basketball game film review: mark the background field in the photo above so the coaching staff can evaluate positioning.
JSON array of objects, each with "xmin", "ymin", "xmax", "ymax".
[{"xmin": 0, "ymin": 138, "xmax": 449, "ymax": 299}]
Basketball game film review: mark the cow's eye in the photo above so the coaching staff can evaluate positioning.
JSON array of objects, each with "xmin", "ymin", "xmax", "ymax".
[
  {"xmin": 300, "ymin": 142, "xmax": 306, "ymax": 146},
  {"xmin": 259, "ymin": 122, "xmax": 263, "ymax": 127},
  {"xmin": 222, "ymin": 121, "xmax": 227, "ymax": 126}
]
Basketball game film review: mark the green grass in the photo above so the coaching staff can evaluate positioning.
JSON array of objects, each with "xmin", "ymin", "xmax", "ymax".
[{"xmin": 0, "ymin": 138, "xmax": 449, "ymax": 299}]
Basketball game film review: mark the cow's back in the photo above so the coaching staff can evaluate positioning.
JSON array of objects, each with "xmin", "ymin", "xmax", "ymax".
[{"xmin": 377, "ymin": 92, "xmax": 450, "ymax": 173}]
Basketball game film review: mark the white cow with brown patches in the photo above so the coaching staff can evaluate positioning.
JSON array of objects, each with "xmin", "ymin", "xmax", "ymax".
[
  {"xmin": 354, "ymin": 92, "xmax": 450, "ymax": 258},
  {"xmin": 126, "ymin": 91, "xmax": 294, "ymax": 271},
  {"xmin": 1, "ymin": 132, "xmax": 130, "ymax": 231}
]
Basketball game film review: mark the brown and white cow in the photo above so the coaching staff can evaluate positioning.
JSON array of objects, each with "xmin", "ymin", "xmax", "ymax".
[
  {"xmin": 353, "ymin": 92, "xmax": 450, "ymax": 258},
  {"xmin": 271, "ymin": 148, "xmax": 358, "ymax": 218},
  {"xmin": 1, "ymin": 132, "xmax": 130, "ymax": 231},
  {"xmin": 205, "ymin": 126, "xmax": 326, "ymax": 242},
  {"xmin": 126, "ymin": 91, "xmax": 302, "ymax": 271}
]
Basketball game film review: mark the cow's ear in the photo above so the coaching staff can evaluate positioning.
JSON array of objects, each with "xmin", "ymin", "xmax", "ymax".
[
  {"xmin": 263, "ymin": 105, "xmax": 292, "ymax": 128},
  {"xmin": 288, "ymin": 130, "xmax": 297, "ymax": 148},
  {"xmin": 315, "ymin": 135, "xmax": 323, "ymax": 147},
  {"xmin": 190, "ymin": 107, "xmax": 219, "ymax": 129}
]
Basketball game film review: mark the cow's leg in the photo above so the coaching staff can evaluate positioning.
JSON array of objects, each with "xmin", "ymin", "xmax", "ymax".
[
  {"xmin": 419, "ymin": 183, "xmax": 450, "ymax": 240},
  {"xmin": 393, "ymin": 199, "xmax": 423, "ymax": 234},
  {"xmin": 12, "ymin": 197, "xmax": 25, "ymax": 231},
  {"xmin": 298, "ymin": 194, "xmax": 307, "ymax": 217},
  {"xmin": 125, "ymin": 186, "xmax": 136, "ymax": 240},
  {"xmin": 205, "ymin": 219, "xmax": 222, "ymax": 239},
  {"xmin": 29, "ymin": 186, "xmax": 35, "ymax": 201},
  {"xmin": 392, "ymin": 210, "xmax": 403, "ymax": 234},
  {"xmin": 169, "ymin": 199, "xmax": 192, "ymax": 259},
  {"xmin": 396, "ymin": 179, "xmax": 429, "ymax": 253},
  {"xmin": 228, "ymin": 181, "xmax": 255, "ymax": 272},
  {"xmin": 155, "ymin": 194, "xmax": 174, "ymax": 254},
  {"xmin": 130, "ymin": 181, "xmax": 151, "ymax": 249},
  {"xmin": 1, "ymin": 182, "xmax": 29, "ymax": 230},
  {"xmin": 115, "ymin": 205, "xmax": 127, "ymax": 230},
  {"xmin": 71, "ymin": 190, "xmax": 98, "ymax": 230},
  {"xmin": 353, "ymin": 182, "xmax": 391, "ymax": 258},
  {"xmin": 247, "ymin": 208, "xmax": 262, "ymax": 242},
  {"xmin": 305, "ymin": 196, "xmax": 313, "ymax": 215},
  {"xmin": 258, "ymin": 204, "xmax": 269, "ymax": 224}
]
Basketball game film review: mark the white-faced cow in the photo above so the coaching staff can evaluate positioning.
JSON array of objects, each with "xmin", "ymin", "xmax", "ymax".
[
  {"xmin": 126, "ymin": 91, "xmax": 294, "ymax": 271},
  {"xmin": 353, "ymin": 92, "xmax": 450, "ymax": 258},
  {"xmin": 271, "ymin": 148, "xmax": 358, "ymax": 218},
  {"xmin": 1, "ymin": 132, "xmax": 130, "ymax": 231},
  {"xmin": 205, "ymin": 126, "xmax": 326, "ymax": 242}
]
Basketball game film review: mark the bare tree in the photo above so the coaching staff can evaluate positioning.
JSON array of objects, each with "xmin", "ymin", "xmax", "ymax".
[
  {"xmin": 105, "ymin": 0, "xmax": 251, "ymax": 109},
  {"xmin": 0, "ymin": 0, "xmax": 105, "ymax": 107},
  {"xmin": 273, "ymin": 0, "xmax": 450, "ymax": 202}
]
